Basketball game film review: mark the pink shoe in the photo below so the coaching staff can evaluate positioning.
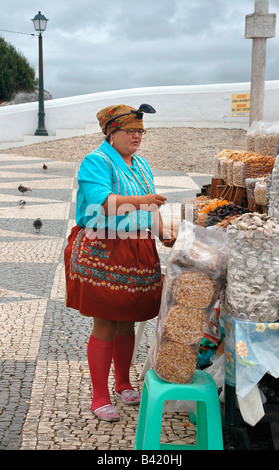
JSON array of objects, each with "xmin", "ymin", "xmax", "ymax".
[
  {"xmin": 116, "ymin": 389, "xmax": 141, "ymax": 405},
  {"xmin": 92, "ymin": 404, "xmax": 120, "ymax": 421}
]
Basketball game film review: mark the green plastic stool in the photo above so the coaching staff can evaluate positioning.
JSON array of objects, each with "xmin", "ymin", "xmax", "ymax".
[{"xmin": 134, "ymin": 368, "xmax": 223, "ymax": 450}]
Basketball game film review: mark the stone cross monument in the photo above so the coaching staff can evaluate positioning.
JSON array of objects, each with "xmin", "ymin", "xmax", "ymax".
[{"xmin": 245, "ymin": 0, "xmax": 276, "ymax": 126}]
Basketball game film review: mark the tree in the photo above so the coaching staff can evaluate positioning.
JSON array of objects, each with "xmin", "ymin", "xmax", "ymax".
[{"xmin": 0, "ymin": 37, "xmax": 36, "ymax": 101}]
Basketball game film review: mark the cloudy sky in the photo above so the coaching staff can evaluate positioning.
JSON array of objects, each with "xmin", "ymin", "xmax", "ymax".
[{"xmin": 1, "ymin": 0, "xmax": 278, "ymax": 99}]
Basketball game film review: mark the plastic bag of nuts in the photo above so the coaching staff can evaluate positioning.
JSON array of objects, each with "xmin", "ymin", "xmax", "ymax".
[
  {"xmin": 254, "ymin": 180, "xmax": 267, "ymax": 206},
  {"xmin": 150, "ymin": 220, "xmax": 227, "ymax": 384},
  {"xmin": 223, "ymin": 213, "xmax": 279, "ymax": 322},
  {"xmin": 247, "ymin": 121, "xmax": 279, "ymax": 157},
  {"xmin": 240, "ymin": 156, "xmax": 274, "ymax": 186}
]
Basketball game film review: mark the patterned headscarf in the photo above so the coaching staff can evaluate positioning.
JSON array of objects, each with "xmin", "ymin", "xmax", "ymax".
[{"xmin": 96, "ymin": 104, "xmax": 156, "ymax": 137}]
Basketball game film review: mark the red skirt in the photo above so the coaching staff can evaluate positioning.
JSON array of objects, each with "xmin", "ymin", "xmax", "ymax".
[{"xmin": 64, "ymin": 225, "xmax": 163, "ymax": 321}]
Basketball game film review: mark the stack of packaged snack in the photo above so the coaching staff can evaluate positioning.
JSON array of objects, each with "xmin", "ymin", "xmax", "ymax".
[{"xmin": 150, "ymin": 221, "xmax": 227, "ymax": 384}]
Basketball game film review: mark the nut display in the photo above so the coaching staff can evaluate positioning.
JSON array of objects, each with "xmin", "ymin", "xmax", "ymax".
[
  {"xmin": 214, "ymin": 150, "xmax": 250, "ymax": 183},
  {"xmin": 256, "ymin": 134, "xmax": 279, "ymax": 156},
  {"xmin": 254, "ymin": 181, "xmax": 267, "ymax": 206},
  {"xmin": 214, "ymin": 149, "xmax": 275, "ymax": 187},
  {"xmin": 151, "ymin": 221, "xmax": 227, "ymax": 384},
  {"xmin": 162, "ymin": 305, "xmax": 207, "ymax": 344},
  {"xmin": 246, "ymin": 177, "xmax": 265, "ymax": 211},
  {"xmin": 155, "ymin": 341, "xmax": 198, "ymax": 384},
  {"xmin": 173, "ymin": 271, "xmax": 214, "ymax": 308},
  {"xmin": 247, "ymin": 121, "xmax": 279, "ymax": 157},
  {"xmin": 268, "ymin": 156, "xmax": 279, "ymax": 222},
  {"xmin": 171, "ymin": 240, "xmax": 224, "ymax": 278},
  {"xmin": 224, "ymin": 212, "xmax": 279, "ymax": 322},
  {"xmin": 155, "ymin": 271, "xmax": 214, "ymax": 383},
  {"xmin": 240, "ymin": 156, "xmax": 274, "ymax": 187}
]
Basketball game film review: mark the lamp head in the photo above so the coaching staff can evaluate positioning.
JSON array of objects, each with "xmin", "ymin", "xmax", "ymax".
[{"xmin": 32, "ymin": 11, "xmax": 48, "ymax": 33}]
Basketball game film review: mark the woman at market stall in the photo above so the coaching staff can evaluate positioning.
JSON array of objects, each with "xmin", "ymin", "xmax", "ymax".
[{"xmin": 64, "ymin": 103, "xmax": 176, "ymax": 421}]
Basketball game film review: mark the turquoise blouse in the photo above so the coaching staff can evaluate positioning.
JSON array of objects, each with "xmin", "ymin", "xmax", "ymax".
[{"xmin": 76, "ymin": 140, "xmax": 156, "ymax": 231}]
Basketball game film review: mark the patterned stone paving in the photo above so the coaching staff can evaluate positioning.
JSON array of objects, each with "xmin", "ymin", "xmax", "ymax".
[{"xmin": 0, "ymin": 153, "xmax": 210, "ymax": 450}]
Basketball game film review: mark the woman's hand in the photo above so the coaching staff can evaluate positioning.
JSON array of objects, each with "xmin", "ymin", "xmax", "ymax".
[
  {"xmin": 140, "ymin": 194, "xmax": 167, "ymax": 212},
  {"xmin": 102, "ymin": 193, "xmax": 166, "ymax": 215},
  {"xmin": 159, "ymin": 228, "xmax": 176, "ymax": 247}
]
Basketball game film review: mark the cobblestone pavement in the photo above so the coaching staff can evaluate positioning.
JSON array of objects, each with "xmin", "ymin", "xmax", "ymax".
[{"xmin": 0, "ymin": 152, "xmax": 212, "ymax": 451}]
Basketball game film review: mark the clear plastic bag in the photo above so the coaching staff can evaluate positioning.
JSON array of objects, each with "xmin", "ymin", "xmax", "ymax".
[
  {"xmin": 205, "ymin": 354, "xmax": 225, "ymax": 390},
  {"xmin": 150, "ymin": 220, "xmax": 227, "ymax": 384},
  {"xmin": 227, "ymin": 159, "xmax": 235, "ymax": 185},
  {"xmin": 233, "ymin": 160, "xmax": 243, "ymax": 186},
  {"xmin": 214, "ymin": 154, "xmax": 226, "ymax": 178},
  {"xmin": 247, "ymin": 121, "xmax": 279, "ymax": 156},
  {"xmin": 246, "ymin": 121, "xmax": 264, "ymax": 152},
  {"xmin": 268, "ymin": 156, "xmax": 279, "ymax": 222},
  {"xmin": 246, "ymin": 177, "xmax": 265, "ymax": 211},
  {"xmin": 254, "ymin": 180, "xmax": 267, "ymax": 206},
  {"xmin": 240, "ymin": 156, "xmax": 274, "ymax": 185},
  {"xmin": 224, "ymin": 213, "xmax": 279, "ymax": 322},
  {"xmin": 220, "ymin": 158, "xmax": 229, "ymax": 183}
]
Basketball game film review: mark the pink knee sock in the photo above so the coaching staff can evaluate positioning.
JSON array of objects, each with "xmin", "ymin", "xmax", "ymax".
[
  {"xmin": 87, "ymin": 335, "xmax": 113, "ymax": 411},
  {"xmin": 113, "ymin": 333, "xmax": 135, "ymax": 394}
]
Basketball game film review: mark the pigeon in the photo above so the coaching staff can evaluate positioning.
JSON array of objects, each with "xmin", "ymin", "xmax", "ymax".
[
  {"xmin": 33, "ymin": 218, "xmax": 43, "ymax": 233},
  {"xmin": 43, "ymin": 164, "xmax": 48, "ymax": 170},
  {"xmin": 19, "ymin": 199, "xmax": 26, "ymax": 208},
  {"xmin": 18, "ymin": 184, "xmax": 32, "ymax": 195}
]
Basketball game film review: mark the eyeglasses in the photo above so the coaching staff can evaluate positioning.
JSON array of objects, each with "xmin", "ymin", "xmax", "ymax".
[{"xmin": 121, "ymin": 129, "xmax": 146, "ymax": 136}]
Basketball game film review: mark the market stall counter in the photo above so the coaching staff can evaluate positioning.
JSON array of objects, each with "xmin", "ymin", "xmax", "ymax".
[{"xmin": 146, "ymin": 138, "xmax": 279, "ymax": 449}]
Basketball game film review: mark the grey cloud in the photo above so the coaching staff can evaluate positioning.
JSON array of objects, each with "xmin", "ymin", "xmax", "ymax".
[{"xmin": 1, "ymin": 0, "xmax": 278, "ymax": 98}]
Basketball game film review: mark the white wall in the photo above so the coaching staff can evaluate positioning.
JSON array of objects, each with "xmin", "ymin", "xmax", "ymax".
[{"xmin": 1, "ymin": 81, "xmax": 279, "ymax": 146}]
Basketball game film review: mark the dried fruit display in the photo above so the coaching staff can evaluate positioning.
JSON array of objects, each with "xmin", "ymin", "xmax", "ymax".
[
  {"xmin": 204, "ymin": 203, "xmax": 250, "ymax": 227},
  {"xmin": 198, "ymin": 199, "xmax": 229, "ymax": 226}
]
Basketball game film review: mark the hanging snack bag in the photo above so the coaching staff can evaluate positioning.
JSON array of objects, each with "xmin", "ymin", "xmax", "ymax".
[{"xmin": 150, "ymin": 220, "xmax": 227, "ymax": 384}]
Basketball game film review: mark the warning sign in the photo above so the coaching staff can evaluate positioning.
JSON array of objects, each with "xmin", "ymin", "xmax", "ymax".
[{"xmin": 231, "ymin": 93, "xmax": 250, "ymax": 117}]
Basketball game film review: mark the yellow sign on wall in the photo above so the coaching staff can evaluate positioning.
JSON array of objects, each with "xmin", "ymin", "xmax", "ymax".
[{"xmin": 232, "ymin": 93, "xmax": 250, "ymax": 117}]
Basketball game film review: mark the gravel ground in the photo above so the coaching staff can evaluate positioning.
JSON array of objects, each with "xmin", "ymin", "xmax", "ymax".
[{"xmin": 0, "ymin": 127, "xmax": 247, "ymax": 174}]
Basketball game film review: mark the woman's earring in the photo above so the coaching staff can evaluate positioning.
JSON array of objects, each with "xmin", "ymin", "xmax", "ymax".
[{"xmin": 110, "ymin": 135, "xmax": 114, "ymax": 146}]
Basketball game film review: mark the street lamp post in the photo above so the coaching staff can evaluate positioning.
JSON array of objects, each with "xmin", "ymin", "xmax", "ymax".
[{"xmin": 31, "ymin": 11, "xmax": 49, "ymax": 136}]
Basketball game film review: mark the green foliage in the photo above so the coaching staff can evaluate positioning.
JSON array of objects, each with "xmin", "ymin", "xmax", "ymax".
[{"xmin": 0, "ymin": 37, "xmax": 36, "ymax": 101}]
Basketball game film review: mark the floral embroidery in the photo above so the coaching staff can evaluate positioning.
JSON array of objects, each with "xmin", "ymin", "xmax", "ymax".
[
  {"xmin": 226, "ymin": 351, "xmax": 234, "ymax": 367},
  {"xmin": 235, "ymin": 340, "xmax": 255, "ymax": 367},
  {"xmin": 236, "ymin": 340, "xmax": 248, "ymax": 359},
  {"xmin": 225, "ymin": 321, "xmax": 232, "ymax": 333},
  {"xmin": 225, "ymin": 351, "xmax": 234, "ymax": 377},
  {"xmin": 70, "ymin": 230, "xmax": 162, "ymax": 293},
  {"xmin": 256, "ymin": 323, "xmax": 279, "ymax": 333},
  {"xmin": 81, "ymin": 238, "xmax": 110, "ymax": 260},
  {"xmin": 256, "ymin": 323, "xmax": 266, "ymax": 333}
]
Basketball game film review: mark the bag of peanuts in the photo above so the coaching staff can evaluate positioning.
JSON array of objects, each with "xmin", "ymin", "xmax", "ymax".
[
  {"xmin": 246, "ymin": 177, "xmax": 265, "ymax": 211},
  {"xmin": 150, "ymin": 220, "xmax": 227, "ymax": 384},
  {"xmin": 247, "ymin": 120, "xmax": 279, "ymax": 157}
]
